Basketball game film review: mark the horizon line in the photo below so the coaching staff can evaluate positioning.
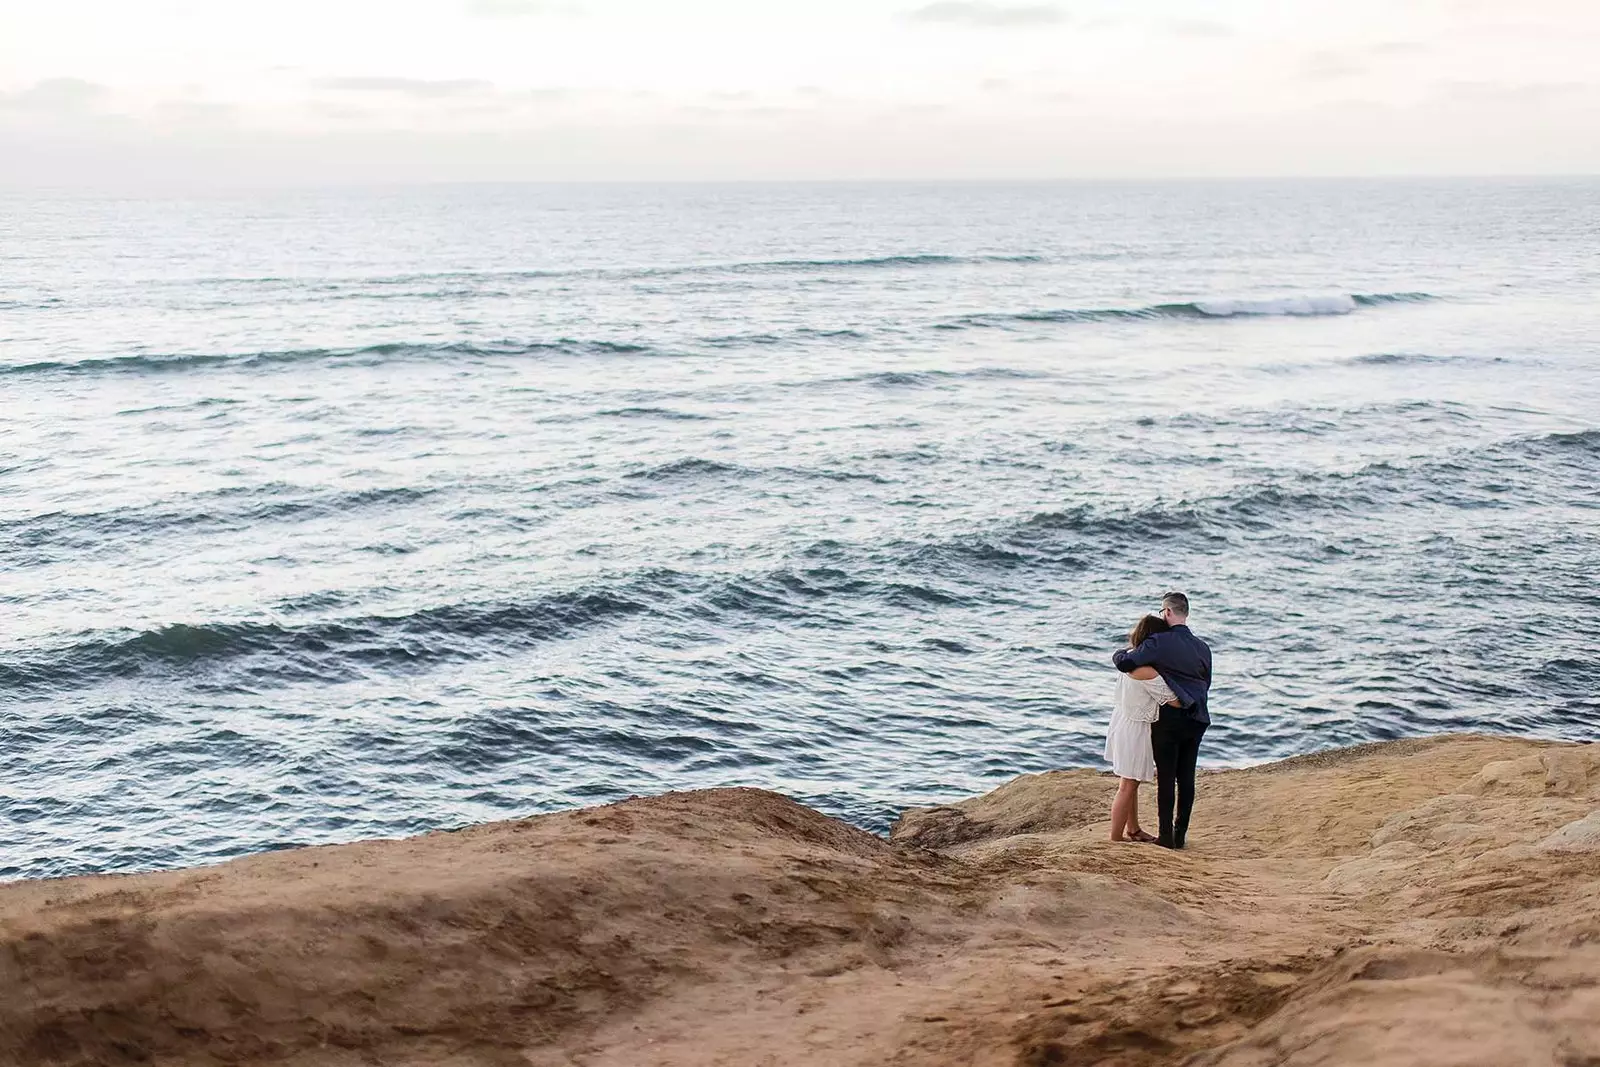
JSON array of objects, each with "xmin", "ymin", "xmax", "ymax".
[{"xmin": 5, "ymin": 172, "xmax": 1599, "ymax": 194}]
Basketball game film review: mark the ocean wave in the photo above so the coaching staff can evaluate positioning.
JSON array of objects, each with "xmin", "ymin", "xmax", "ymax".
[
  {"xmin": 5, "ymin": 323, "xmax": 882, "ymax": 380},
  {"xmin": 1522, "ymin": 428, "xmax": 1600, "ymax": 455},
  {"xmin": 3, "ymin": 452, "xmax": 895, "ymax": 565},
  {"xmin": 5, "ymin": 289, "xmax": 1442, "ymax": 379},
  {"xmin": 859, "ymin": 371, "xmax": 942, "ymax": 388},
  {"xmin": 597, "ymin": 407, "xmax": 715, "ymax": 421},
  {"xmin": 945, "ymin": 291, "xmax": 1438, "ymax": 330},
  {"xmin": 1502, "ymin": 428, "xmax": 1600, "ymax": 491},
  {"xmin": 1193, "ymin": 292, "xmax": 1434, "ymax": 317},
  {"xmin": 812, "ymin": 367, "xmax": 1051, "ymax": 389},
  {"xmin": 8, "ymin": 424, "xmax": 1589, "ymax": 694},
  {"xmin": 0, "ymin": 563, "xmax": 936, "ymax": 692},
  {"xmin": 182, "ymin": 253, "xmax": 1045, "ymax": 293},
  {"xmin": 704, "ymin": 327, "xmax": 871, "ymax": 348},
  {"xmin": 1191, "ymin": 294, "xmax": 1359, "ymax": 317},
  {"xmin": 895, "ymin": 426, "xmax": 1598, "ymax": 571},
  {"xmin": 623, "ymin": 458, "xmax": 892, "ymax": 485},
  {"xmin": 1349, "ymin": 352, "xmax": 1464, "ymax": 366},
  {"xmin": 624, "ymin": 458, "xmax": 747, "ymax": 481},
  {"xmin": 1352, "ymin": 292, "xmax": 1437, "ymax": 307},
  {"xmin": 0, "ymin": 586, "xmax": 661, "ymax": 692},
  {"xmin": 0, "ymin": 339, "xmax": 666, "ymax": 379},
  {"xmin": 1, "ymin": 485, "xmax": 440, "ymax": 561},
  {"xmin": 1152, "ymin": 398, "xmax": 1476, "ymax": 436},
  {"xmin": 710, "ymin": 253, "xmax": 1043, "ymax": 273}
]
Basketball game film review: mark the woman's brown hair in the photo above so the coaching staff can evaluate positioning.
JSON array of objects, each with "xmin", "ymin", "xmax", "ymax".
[{"xmin": 1128, "ymin": 613, "xmax": 1171, "ymax": 649}]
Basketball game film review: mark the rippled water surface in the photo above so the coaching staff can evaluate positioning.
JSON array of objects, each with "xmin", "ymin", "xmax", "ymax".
[{"xmin": 3, "ymin": 180, "xmax": 1598, "ymax": 879}]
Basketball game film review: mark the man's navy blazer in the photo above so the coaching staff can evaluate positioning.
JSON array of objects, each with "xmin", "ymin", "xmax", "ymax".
[{"xmin": 1112, "ymin": 625, "xmax": 1213, "ymax": 726}]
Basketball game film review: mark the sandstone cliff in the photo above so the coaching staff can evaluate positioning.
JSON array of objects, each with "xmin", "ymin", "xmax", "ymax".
[{"xmin": 3, "ymin": 734, "xmax": 1597, "ymax": 1066}]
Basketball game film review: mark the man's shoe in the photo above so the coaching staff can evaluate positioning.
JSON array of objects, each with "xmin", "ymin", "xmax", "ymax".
[
  {"xmin": 1158, "ymin": 836, "xmax": 1176, "ymax": 849},
  {"xmin": 1173, "ymin": 834, "xmax": 1186, "ymax": 850}
]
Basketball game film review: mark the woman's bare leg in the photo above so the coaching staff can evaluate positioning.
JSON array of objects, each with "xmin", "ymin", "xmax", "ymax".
[
  {"xmin": 1126, "ymin": 782, "xmax": 1144, "ymax": 837},
  {"xmin": 1110, "ymin": 778, "xmax": 1140, "ymax": 841}
]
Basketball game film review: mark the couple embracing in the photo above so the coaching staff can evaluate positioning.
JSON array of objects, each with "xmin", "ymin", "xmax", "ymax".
[{"xmin": 1103, "ymin": 591, "xmax": 1213, "ymax": 850}]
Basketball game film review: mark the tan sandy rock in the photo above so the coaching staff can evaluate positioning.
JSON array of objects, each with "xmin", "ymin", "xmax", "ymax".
[
  {"xmin": 1538, "ymin": 809, "xmax": 1600, "ymax": 852},
  {"xmin": 2, "ymin": 735, "xmax": 1598, "ymax": 1066}
]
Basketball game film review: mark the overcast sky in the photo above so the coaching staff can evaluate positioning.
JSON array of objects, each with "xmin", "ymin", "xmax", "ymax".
[{"xmin": 2, "ymin": 0, "xmax": 1597, "ymax": 184}]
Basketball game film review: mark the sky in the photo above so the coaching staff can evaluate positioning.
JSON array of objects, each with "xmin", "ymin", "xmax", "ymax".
[{"xmin": 1, "ymin": 0, "xmax": 1597, "ymax": 184}]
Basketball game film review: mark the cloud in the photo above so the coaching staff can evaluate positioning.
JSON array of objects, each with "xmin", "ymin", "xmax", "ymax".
[
  {"xmin": 1295, "ymin": 40, "xmax": 1423, "ymax": 78},
  {"xmin": 306, "ymin": 101, "xmax": 378, "ymax": 123},
  {"xmin": 312, "ymin": 77, "xmax": 494, "ymax": 97},
  {"xmin": 1439, "ymin": 80, "xmax": 1590, "ymax": 104},
  {"xmin": 1299, "ymin": 51, "xmax": 1366, "ymax": 81},
  {"xmin": 1170, "ymin": 20, "xmax": 1233, "ymax": 39},
  {"xmin": 0, "ymin": 78, "xmax": 109, "ymax": 113},
  {"xmin": 464, "ymin": 0, "xmax": 577, "ymax": 15},
  {"xmin": 153, "ymin": 100, "xmax": 240, "ymax": 127},
  {"xmin": 901, "ymin": 2, "xmax": 1065, "ymax": 28},
  {"xmin": 1369, "ymin": 40, "xmax": 1428, "ymax": 56}
]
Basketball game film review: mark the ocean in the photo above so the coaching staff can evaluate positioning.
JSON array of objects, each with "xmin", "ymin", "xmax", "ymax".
[{"xmin": 3, "ymin": 179, "xmax": 1597, "ymax": 880}]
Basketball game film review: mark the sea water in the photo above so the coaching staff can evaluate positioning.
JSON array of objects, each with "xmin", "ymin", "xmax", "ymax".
[{"xmin": 3, "ymin": 179, "xmax": 1597, "ymax": 879}]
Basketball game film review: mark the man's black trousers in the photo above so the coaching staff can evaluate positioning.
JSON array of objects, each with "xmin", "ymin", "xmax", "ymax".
[{"xmin": 1151, "ymin": 713, "xmax": 1208, "ymax": 848}]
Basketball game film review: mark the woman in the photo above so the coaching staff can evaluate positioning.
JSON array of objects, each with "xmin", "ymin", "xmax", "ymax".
[{"xmin": 1105, "ymin": 613, "xmax": 1178, "ymax": 843}]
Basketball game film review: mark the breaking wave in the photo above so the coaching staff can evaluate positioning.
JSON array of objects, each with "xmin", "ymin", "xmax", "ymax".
[{"xmin": 945, "ymin": 292, "xmax": 1437, "ymax": 329}]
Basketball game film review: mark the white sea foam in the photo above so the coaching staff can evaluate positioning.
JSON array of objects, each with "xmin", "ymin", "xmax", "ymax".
[{"xmin": 1192, "ymin": 294, "xmax": 1359, "ymax": 317}]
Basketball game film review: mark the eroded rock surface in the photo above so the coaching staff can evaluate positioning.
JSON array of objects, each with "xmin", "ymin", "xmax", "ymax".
[{"xmin": 3, "ymin": 735, "xmax": 1598, "ymax": 1066}]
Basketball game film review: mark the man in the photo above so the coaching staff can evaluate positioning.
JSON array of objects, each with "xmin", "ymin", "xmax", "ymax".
[{"xmin": 1112, "ymin": 592, "xmax": 1212, "ymax": 849}]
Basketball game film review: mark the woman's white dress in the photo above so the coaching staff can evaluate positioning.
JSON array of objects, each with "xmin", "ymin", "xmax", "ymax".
[{"xmin": 1104, "ymin": 672, "xmax": 1176, "ymax": 781}]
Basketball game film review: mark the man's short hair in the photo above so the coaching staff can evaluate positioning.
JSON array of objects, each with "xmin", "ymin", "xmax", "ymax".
[{"xmin": 1162, "ymin": 591, "xmax": 1190, "ymax": 616}]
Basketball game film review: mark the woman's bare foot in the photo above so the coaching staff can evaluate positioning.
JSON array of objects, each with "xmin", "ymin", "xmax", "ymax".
[{"xmin": 1127, "ymin": 830, "xmax": 1159, "ymax": 843}]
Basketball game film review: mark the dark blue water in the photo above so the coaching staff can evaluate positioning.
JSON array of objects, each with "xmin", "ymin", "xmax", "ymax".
[{"xmin": 3, "ymin": 180, "xmax": 1598, "ymax": 880}]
